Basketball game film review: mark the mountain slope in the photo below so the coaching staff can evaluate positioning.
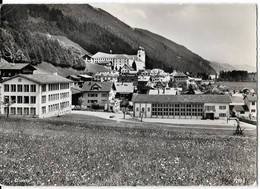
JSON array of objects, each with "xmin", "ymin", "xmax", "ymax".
[
  {"xmin": 210, "ymin": 62, "xmax": 236, "ymax": 74},
  {"xmin": 1, "ymin": 4, "xmax": 216, "ymax": 74}
]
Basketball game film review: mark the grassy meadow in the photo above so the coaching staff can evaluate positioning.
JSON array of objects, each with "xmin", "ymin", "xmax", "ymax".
[{"xmin": 0, "ymin": 114, "xmax": 257, "ymax": 186}]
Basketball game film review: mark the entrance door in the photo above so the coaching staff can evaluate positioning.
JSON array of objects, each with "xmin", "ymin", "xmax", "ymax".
[{"xmin": 206, "ymin": 113, "xmax": 214, "ymax": 120}]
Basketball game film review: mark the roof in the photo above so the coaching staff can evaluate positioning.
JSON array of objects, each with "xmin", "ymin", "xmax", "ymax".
[
  {"xmin": 66, "ymin": 75, "xmax": 81, "ymax": 80},
  {"xmin": 82, "ymin": 81, "xmax": 115, "ymax": 92},
  {"xmin": 0, "ymin": 74, "xmax": 72, "ymax": 84},
  {"xmin": 71, "ymin": 86, "xmax": 83, "ymax": 95},
  {"xmin": 233, "ymin": 105, "xmax": 249, "ymax": 112},
  {"xmin": 115, "ymin": 82, "xmax": 134, "ymax": 93},
  {"xmin": 92, "ymin": 52, "xmax": 140, "ymax": 61},
  {"xmin": 0, "ymin": 63, "xmax": 36, "ymax": 70},
  {"xmin": 246, "ymin": 95, "xmax": 257, "ymax": 102},
  {"xmin": 174, "ymin": 72, "xmax": 188, "ymax": 77},
  {"xmin": 231, "ymin": 96, "xmax": 244, "ymax": 103},
  {"xmin": 78, "ymin": 74, "xmax": 92, "ymax": 79},
  {"xmin": 132, "ymin": 94, "xmax": 232, "ymax": 104}
]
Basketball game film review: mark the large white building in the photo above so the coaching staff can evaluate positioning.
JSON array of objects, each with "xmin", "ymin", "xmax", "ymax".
[
  {"xmin": 0, "ymin": 74, "xmax": 72, "ymax": 118},
  {"xmin": 90, "ymin": 47, "xmax": 145, "ymax": 72}
]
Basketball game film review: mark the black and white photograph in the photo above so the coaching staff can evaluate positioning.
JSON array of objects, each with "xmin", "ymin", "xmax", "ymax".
[{"xmin": 0, "ymin": 1, "xmax": 257, "ymax": 187}]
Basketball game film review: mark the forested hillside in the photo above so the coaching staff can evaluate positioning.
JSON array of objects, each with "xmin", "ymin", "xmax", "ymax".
[{"xmin": 1, "ymin": 4, "xmax": 216, "ymax": 74}]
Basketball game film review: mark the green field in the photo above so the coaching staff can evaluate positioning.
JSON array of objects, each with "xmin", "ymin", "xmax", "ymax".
[
  {"xmin": 215, "ymin": 81, "xmax": 257, "ymax": 92},
  {"xmin": 0, "ymin": 114, "xmax": 256, "ymax": 186}
]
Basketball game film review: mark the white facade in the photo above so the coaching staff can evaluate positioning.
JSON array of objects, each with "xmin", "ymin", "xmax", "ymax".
[
  {"xmin": 244, "ymin": 96, "xmax": 257, "ymax": 118},
  {"xmin": 0, "ymin": 75, "xmax": 72, "ymax": 118},
  {"xmin": 91, "ymin": 47, "xmax": 146, "ymax": 72}
]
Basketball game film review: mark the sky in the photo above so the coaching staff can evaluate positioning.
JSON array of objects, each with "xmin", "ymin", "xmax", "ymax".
[{"xmin": 90, "ymin": 3, "xmax": 257, "ymax": 70}]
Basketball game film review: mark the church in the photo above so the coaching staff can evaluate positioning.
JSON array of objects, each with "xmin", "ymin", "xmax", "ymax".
[{"xmin": 89, "ymin": 46, "xmax": 146, "ymax": 72}]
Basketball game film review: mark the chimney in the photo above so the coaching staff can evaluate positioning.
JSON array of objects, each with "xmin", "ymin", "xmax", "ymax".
[{"xmin": 110, "ymin": 50, "xmax": 112, "ymax": 54}]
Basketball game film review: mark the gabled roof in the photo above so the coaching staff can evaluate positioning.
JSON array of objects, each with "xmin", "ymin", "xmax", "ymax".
[
  {"xmin": 231, "ymin": 96, "xmax": 244, "ymax": 103},
  {"xmin": 233, "ymin": 105, "xmax": 249, "ymax": 112},
  {"xmin": 132, "ymin": 94, "xmax": 232, "ymax": 104},
  {"xmin": 66, "ymin": 75, "xmax": 81, "ymax": 80},
  {"xmin": 82, "ymin": 81, "xmax": 115, "ymax": 92},
  {"xmin": 246, "ymin": 95, "xmax": 257, "ymax": 102},
  {"xmin": 0, "ymin": 74, "xmax": 72, "ymax": 84},
  {"xmin": 71, "ymin": 86, "xmax": 83, "ymax": 95},
  {"xmin": 0, "ymin": 63, "xmax": 36, "ymax": 70}
]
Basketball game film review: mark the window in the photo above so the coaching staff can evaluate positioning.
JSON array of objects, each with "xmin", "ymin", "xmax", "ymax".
[
  {"xmin": 10, "ymin": 107, "xmax": 16, "ymax": 115},
  {"xmin": 30, "ymin": 96, "xmax": 36, "ymax": 104},
  {"xmin": 42, "ymin": 106, "xmax": 46, "ymax": 114},
  {"xmin": 49, "ymin": 84, "xmax": 59, "ymax": 91},
  {"xmin": 205, "ymin": 106, "xmax": 215, "ymax": 112},
  {"xmin": 147, "ymin": 107, "xmax": 150, "ymax": 112},
  {"xmin": 11, "ymin": 85, "xmax": 16, "ymax": 92},
  {"xmin": 4, "ymin": 84, "xmax": 9, "ymax": 92},
  {"xmin": 17, "ymin": 107, "xmax": 22, "ymax": 115},
  {"xmin": 24, "ymin": 107, "xmax": 29, "ymax": 115},
  {"xmin": 42, "ymin": 95, "xmax": 46, "ymax": 103},
  {"xmin": 219, "ymin": 113, "xmax": 226, "ymax": 117},
  {"xmin": 17, "ymin": 85, "xmax": 23, "ymax": 92},
  {"xmin": 42, "ymin": 84, "xmax": 46, "ymax": 92},
  {"xmin": 60, "ymin": 83, "xmax": 69, "ymax": 89},
  {"xmin": 4, "ymin": 96, "xmax": 9, "ymax": 102},
  {"xmin": 4, "ymin": 107, "xmax": 8, "ymax": 115},
  {"xmin": 101, "ymin": 94, "xmax": 108, "ymax": 97},
  {"xmin": 24, "ymin": 96, "xmax": 29, "ymax": 104},
  {"xmin": 252, "ymin": 102, "xmax": 256, "ymax": 105},
  {"xmin": 136, "ymin": 107, "xmax": 139, "ymax": 112},
  {"xmin": 18, "ymin": 78, "xmax": 22, "ymax": 82},
  {"xmin": 17, "ymin": 96, "xmax": 22, "ymax": 103},
  {"xmin": 31, "ymin": 85, "xmax": 36, "ymax": 92},
  {"xmin": 219, "ymin": 106, "xmax": 226, "ymax": 110},
  {"xmin": 251, "ymin": 109, "xmax": 256, "ymax": 112},
  {"xmin": 30, "ymin": 108, "xmax": 36, "ymax": 115},
  {"xmin": 11, "ymin": 96, "xmax": 16, "ymax": 103},
  {"xmin": 88, "ymin": 93, "xmax": 98, "ymax": 97},
  {"xmin": 24, "ymin": 85, "xmax": 29, "ymax": 92}
]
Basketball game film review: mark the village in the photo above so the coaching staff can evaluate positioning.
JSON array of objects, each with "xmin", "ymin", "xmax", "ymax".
[{"xmin": 0, "ymin": 47, "xmax": 257, "ymax": 125}]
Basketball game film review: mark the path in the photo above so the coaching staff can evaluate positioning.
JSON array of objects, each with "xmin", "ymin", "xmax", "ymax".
[{"xmin": 71, "ymin": 110, "xmax": 256, "ymax": 131}]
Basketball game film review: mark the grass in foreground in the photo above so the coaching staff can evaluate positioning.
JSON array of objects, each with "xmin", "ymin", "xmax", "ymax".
[{"xmin": 0, "ymin": 114, "xmax": 257, "ymax": 186}]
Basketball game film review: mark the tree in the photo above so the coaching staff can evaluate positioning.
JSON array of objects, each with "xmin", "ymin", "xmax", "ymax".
[
  {"xmin": 1, "ymin": 96, "xmax": 14, "ymax": 117},
  {"xmin": 132, "ymin": 61, "xmax": 137, "ymax": 71},
  {"xmin": 121, "ymin": 98, "xmax": 129, "ymax": 119}
]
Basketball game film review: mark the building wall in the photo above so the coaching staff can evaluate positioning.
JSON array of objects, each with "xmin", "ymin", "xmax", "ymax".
[
  {"xmin": 1, "ymin": 77, "xmax": 40, "ymax": 117},
  {"xmin": 0, "ymin": 77, "xmax": 72, "ymax": 118},
  {"xmin": 134, "ymin": 102, "xmax": 204, "ymax": 119},
  {"xmin": 134, "ymin": 102, "xmax": 229, "ymax": 119},
  {"xmin": 204, "ymin": 103, "xmax": 229, "ymax": 119},
  {"xmin": 244, "ymin": 98, "xmax": 257, "ymax": 117},
  {"xmin": 82, "ymin": 89, "xmax": 115, "ymax": 109}
]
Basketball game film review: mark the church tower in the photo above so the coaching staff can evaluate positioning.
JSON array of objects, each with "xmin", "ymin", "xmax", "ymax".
[{"xmin": 137, "ymin": 46, "xmax": 145, "ymax": 62}]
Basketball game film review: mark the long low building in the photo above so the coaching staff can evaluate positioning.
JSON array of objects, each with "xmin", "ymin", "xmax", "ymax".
[{"xmin": 132, "ymin": 94, "xmax": 232, "ymax": 119}]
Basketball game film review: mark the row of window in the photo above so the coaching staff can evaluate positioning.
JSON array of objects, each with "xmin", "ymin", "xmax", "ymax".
[
  {"xmin": 60, "ymin": 92, "xmax": 69, "ymax": 99},
  {"xmin": 46, "ymin": 101, "xmax": 70, "ymax": 113},
  {"xmin": 48, "ymin": 94, "xmax": 59, "ymax": 102},
  {"xmin": 48, "ymin": 83, "xmax": 70, "ymax": 91},
  {"xmin": 87, "ymin": 93, "xmax": 108, "ymax": 97},
  {"xmin": 4, "ymin": 96, "xmax": 36, "ymax": 104},
  {"xmin": 4, "ymin": 84, "xmax": 36, "ymax": 92},
  {"xmin": 48, "ymin": 103, "xmax": 59, "ymax": 112},
  {"xmin": 151, "ymin": 104, "xmax": 204, "ymax": 108},
  {"xmin": 4, "ymin": 107, "xmax": 36, "ymax": 115}
]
